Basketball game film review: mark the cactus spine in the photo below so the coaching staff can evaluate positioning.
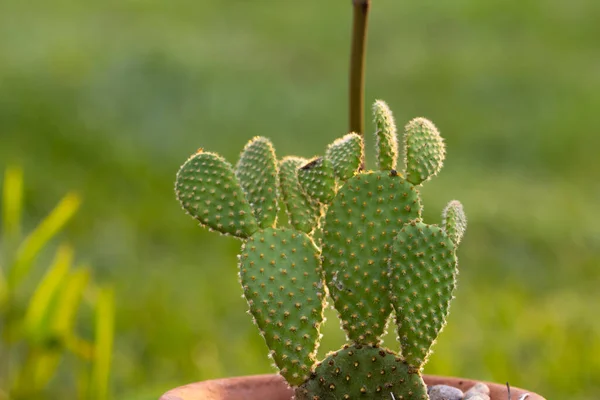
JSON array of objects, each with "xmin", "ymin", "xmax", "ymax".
[{"xmin": 176, "ymin": 100, "xmax": 466, "ymax": 399}]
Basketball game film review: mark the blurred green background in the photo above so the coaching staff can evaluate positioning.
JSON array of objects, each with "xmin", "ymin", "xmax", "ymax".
[{"xmin": 1, "ymin": 0, "xmax": 599, "ymax": 399}]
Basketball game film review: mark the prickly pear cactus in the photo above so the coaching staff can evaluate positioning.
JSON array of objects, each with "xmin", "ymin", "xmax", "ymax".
[
  {"xmin": 321, "ymin": 170, "xmax": 421, "ymax": 344},
  {"xmin": 296, "ymin": 344, "xmax": 428, "ymax": 400},
  {"xmin": 175, "ymin": 100, "xmax": 467, "ymax": 399},
  {"xmin": 373, "ymin": 99, "xmax": 399, "ymax": 171},
  {"xmin": 239, "ymin": 227, "xmax": 323, "ymax": 385},
  {"xmin": 389, "ymin": 220, "xmax": 457, "ymax": 369},
  {"xmin": 176, "ymin": 137, "xmax": 326, "ymax": 385},
  {"xmin": 279, "ymin": 156, "xmax": 322, "ymax": 234}
]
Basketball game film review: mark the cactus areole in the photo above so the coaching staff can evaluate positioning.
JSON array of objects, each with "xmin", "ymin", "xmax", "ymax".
[{"xmin": 174, "ymin": 101, "xmax": 470, "ymax": 399}]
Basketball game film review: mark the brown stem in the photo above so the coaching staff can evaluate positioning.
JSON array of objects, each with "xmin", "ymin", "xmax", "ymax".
[{"xmin": 349, "ymin": 0, "xmax": 370, "ymax": 167}]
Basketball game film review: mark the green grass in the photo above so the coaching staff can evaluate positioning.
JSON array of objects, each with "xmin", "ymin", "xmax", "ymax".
[{"xmin": 1, "ymin": 0, "xmax": 599, "ymax": 398}]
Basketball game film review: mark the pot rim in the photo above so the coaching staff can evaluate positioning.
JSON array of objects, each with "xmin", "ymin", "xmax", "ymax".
[{"xmin": 160, "ymin": 373, "xmax": 546, "ymax": 400}]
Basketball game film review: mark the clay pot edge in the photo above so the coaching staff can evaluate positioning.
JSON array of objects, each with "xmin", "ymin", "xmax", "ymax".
[{"xmin": 160, "ymin": 373, "xmax": 546, "ymax": 400}]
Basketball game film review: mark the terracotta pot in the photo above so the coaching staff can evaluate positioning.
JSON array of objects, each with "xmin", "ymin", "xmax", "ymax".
[{"xmin": 160, "ymin": 373, "xmax": 545, "ymax": 400}]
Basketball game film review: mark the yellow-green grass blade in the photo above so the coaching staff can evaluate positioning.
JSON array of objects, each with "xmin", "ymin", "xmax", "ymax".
[
  {"xmin": 8, "ymin": 192, "xmax": 81, "ymax": 288},
  {"xmin": 0, "ymin": 268, "xmax": 7, "ymax": 309},
  {"xmin": 65, "ymin": 335, "xmax": 95, "ymax": 360},
  {"xmin": 2, "ymin": 166, "xmax": 23, "ymax": 242},
  {"xmin": 1, "ymin": 166, "xmax": 24, "ymax": 304},
  {"xmin": 24, "ymin": 244, "xmax": 73, "ymax": 343},
  {"xmin": 51, "ymin": 267, "xmax": 90, "ymax": 338},
  {"xmin": 31, "ymin": 349, "xmax": 62, "ymax": 392},
  {"xmin": 91, "ymin": 286, "xmax": 115, "ymax": 400}
]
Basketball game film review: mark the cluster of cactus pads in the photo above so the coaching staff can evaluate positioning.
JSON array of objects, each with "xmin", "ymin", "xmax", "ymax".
[{"xmin": 175, "ymin": 100, "xmax": 467, "ymax": 399}]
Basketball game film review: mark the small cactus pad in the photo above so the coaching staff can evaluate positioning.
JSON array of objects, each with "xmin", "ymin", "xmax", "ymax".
[
  {"xmin": 322, "ymin": 171, "xmax": 422, "ymax": 344},
  {"xmin": 325, "ymin": 133, "xmax": 364, "ymax": 181},
  {"xmin": 279, "ymin": 157, "xmax": 322, "ymax": 234},
  {"xmin": 239, "ymin": 228, "xmax": 325, "ymax": 385},
  {"xmin": 442, "ymin": 200, "xmax": 467, "ymax": 246},
  {"xmin": 373, "ymin": 100, "xmax": 399, "ymax": 171},
  {"xmin": 175, "ymin": 150, "xmax": 258, "ymax": 238},
  {"xmin": 389, "ymin": 221, "xmax": 457, "ymax": 369},
  {"xmin": 404, "ymin": 118, "xmax": 445, "ymax": 185},
  {"xmin": 295, "ymin": 345, "xmax": 427, "ymax": 400},
  {"xmin": 236, "ymin": 137, "xmax": 279, "ymax": 228},
  {"xmin": 298, "ymin": 157, "xmax": 336, "ymax": 204}
]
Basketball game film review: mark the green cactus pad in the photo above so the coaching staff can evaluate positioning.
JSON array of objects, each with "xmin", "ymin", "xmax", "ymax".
[
  {"xmin": 297, "ymin": 157, "xmax": 336, "ymax": 204},
  {"xmin": 175, "ymin": 150, "xmax": 258, "ymax": 238},
  {"xmin": 325, "ymin": 133, "xmax": 364, "ymax": 181},
  {"xmin": 322, "ymin": 171, "xmax": 422, "ymax": 344},
  {"xmin": 404, "ymin": 117, "xmax": 445, "ymax": 185},
  {"xmin": 236, "ymin": 137, "xmax": 279, "ymax": 229},
  {"xmin": 442, "ymin": 200, "xmax": 467, "ymax": 246},
  {"xmin": 295, "ymin": 344, "xmax": 427, "ymax": 400},
  {"xmin": 373, "ymin": 100, "xmax": 399, "ymax": 171},
  {"xmin": 279, "ymin": 157, "xmax": 322, "ymax": 234},
  {"xmin": 389, "ymin": 221, "xmax": 457, "ymax": 369},
  {"xmin": 239, "ymin": 228, "xmax": 325, "ymax": 385}
]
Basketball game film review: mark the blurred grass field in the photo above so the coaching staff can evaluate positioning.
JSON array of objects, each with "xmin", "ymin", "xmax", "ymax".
[{"xmin": 1, "ymin": 0, "xmax": 599, "ymax": 399}]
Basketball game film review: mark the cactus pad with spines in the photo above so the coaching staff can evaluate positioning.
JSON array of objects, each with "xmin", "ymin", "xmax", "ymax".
[
  {"xmin": 389, "ymin": 220, "xmax": 457, "ymax": 369},
  {"xmin": 295, "ymin": 344, "xmax": 428, "ymax": 400},
  {"xmin": 279, "ymin": 157, "xmax": 322, "ymax": 234},
  {"xmin": 322, "ymin": 171, "xmax": 422, "ymax": 344},
  {"xmin": 297, "ymin": 157, "xmax": 336, "ymax": 204},
  {"xmin": 373, "ymin": 100, "xmax": 399, "ymax": 171},
  {"xmin": 325, "ymin": 133, "xmax": 364, "ymax": 181},
  {"xmin": 404, "ymin": 118, "xmax": 445, "ymax": 185},
  {"xmin": 443, "ymin": 200, "xmax": 467, "ymax": 246},
  {"xmin": 239, "ymin": 228, "xmax": 325, "ymax": 385},
  {"xmin": 175, "ymin": 98, "xmax": 468, "ymax": 400},
  {"xmin": 236, "ymin": 137, "xmax": 279, "ymax": 228},
  {"xmin": 175, "ymin": 150, "xmax": 258, "ymax": 238}
]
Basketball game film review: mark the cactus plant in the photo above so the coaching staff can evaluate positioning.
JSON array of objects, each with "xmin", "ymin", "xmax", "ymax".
[{"xmin": 175, "ymin": 100, "xmax": 466, "ymax": 399}]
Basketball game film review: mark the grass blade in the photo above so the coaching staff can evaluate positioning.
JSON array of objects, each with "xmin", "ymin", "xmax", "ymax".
[
  {"xmin": 8, "ymin": 192, "xmax": 81, "ymax": 288},
  {"xmin": 51, "ymin": 267, "xmax": 90, "ymax": 338},
  {"xmin": 76, "ymin": 356, "xmax": 91, "ymax": 400},
  {"xmin": 92, "ymin": 286, "xmax": 114, "ymax": 400},
  {"xmin": 31, "ymin": 349, "xmax": 62, "ymax": 391},
  {"xmin": 65, "ymin": 335, "xmax": 94, "ymax": 361},
  {"xmin": 1, "ymin": 166, "xmax": 24, "ymax": 305},
  {"xmin": 0, "ymin": 268, "xmax": 7, "ymax": 309},
  {"xmin": 24, "ymin": 245, "xmax": 73, "ymax": 341},
  {"xmin": 2, "ymin": 166, "xmax": 23, "ymax": 242}
]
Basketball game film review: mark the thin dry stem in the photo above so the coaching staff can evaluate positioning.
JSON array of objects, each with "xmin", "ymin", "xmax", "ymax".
[{"xmin": 349, "ymin": 0, "xmax": 370, "ymax": 168}]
